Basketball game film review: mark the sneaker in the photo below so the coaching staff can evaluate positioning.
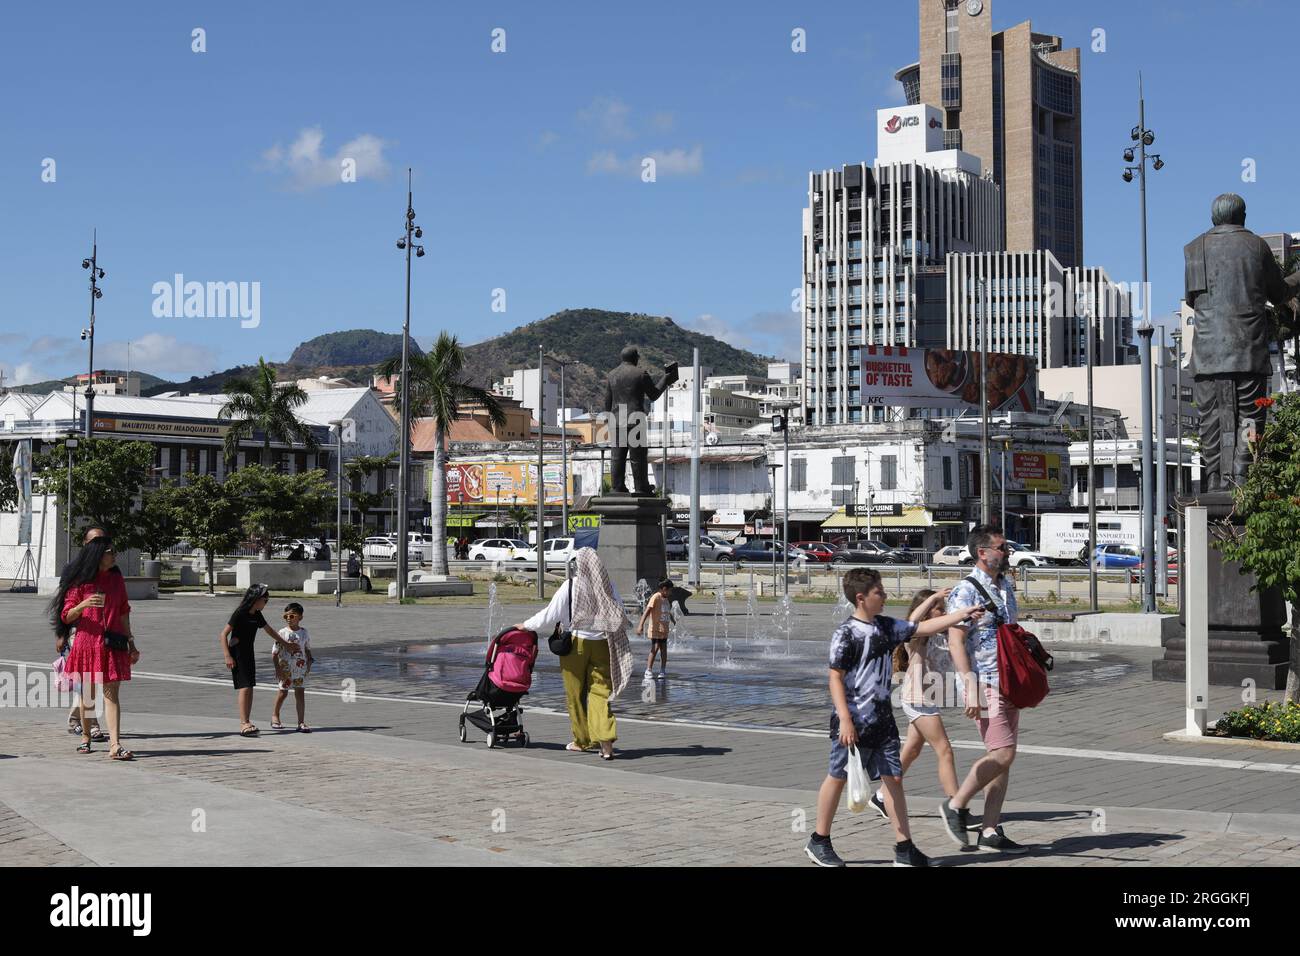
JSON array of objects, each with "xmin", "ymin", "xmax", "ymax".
[
  {"xmin": 893, "ymin": 840, "xmax": 937, "ymax": 867},
  {"xmin": 976, "ymin": 826, "xmax": 1028, "ymax": 854},
  {"xmin": 643, "ymin": 669, "xmax": 654, "ymax": 680},
  {"xmin": 656, "ymin": 671, "xmax": 666, "ymax": 680},
  {"xmin": 868, "ymin": 790, "xmax": 888, "ymax": 820},
  {"xmin": 938, "ymin": 799, "xmax": 971, "ymax": 848},
  {"xmin": 965, "ymin": 813, "xmax": 984, "ymax": 832},
  {"xmin": 804, "ymin": 835, "xmax": 845, "ymax": 867}
]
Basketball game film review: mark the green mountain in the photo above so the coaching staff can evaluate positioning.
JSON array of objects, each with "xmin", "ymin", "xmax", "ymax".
[
  {"xmin": 129, "ymin": 311, "xmax": 774, "ymax": 406},
  {"xmin": 461, "ymin": 309, "xmax": 774, "ymax": 411},
  {"xmin": 288, "ymin": 330, "xmax": 422, "ymax": 367}
]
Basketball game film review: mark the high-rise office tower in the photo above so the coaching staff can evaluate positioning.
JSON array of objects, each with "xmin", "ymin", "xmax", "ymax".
[{"xmin": 895, "ymin": 0, "xmax": 1083, "ymax": 267}]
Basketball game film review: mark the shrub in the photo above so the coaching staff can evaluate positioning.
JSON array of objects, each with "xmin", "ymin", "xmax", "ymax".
[{"xmin": 1213, "ymin": 700, "xmax": 1300, "ymax": 743}]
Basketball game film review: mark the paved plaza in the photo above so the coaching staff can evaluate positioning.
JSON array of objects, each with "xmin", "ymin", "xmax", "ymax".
[{"xmin": 1, "ymin": 592, "xmax": 1297, "ymax": 866}]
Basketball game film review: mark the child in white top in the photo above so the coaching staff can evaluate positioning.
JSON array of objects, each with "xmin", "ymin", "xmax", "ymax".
[{"xmin": 271, "ymin": 602, "xmax": 314, "ymax": 732}]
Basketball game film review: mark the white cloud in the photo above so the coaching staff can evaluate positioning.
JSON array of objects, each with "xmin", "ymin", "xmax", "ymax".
[
  {"xmin": 535, "ymin": 129, "xmax": 560, "ymax": 150},
  {"xmin": 685, "ymin": 310, "xmax": 800, "ymax": 361},
  {"xmin": 578, "ymin": 96, "xmax": 634, "ymax": 140},
  {"xmin": 1, "ymin": 361, "xmax": 51, "ymax": 387},
  {"xmin": 96, "ymin": 334, "xmax": 218, "ymax": 376},
  {"xmin": 261, "ymin": 127, "xmax": 391, "ymax": 190},
  {"xmin": 649, "ymin": 111, "xmax": 675, "ymax": 132},
  {"xmin": 587, "ymin": 145, "xmax": 703, "ymax": 178}
]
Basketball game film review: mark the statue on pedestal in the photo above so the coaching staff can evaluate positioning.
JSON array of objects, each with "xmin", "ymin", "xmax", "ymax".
[
  {"xmin": 1185, "ymin": 193, "xmax": 1300, "ymax": 493},
  {"xmin": 602, "ymin": 347, "xmax": 678, "ymax": 495}
]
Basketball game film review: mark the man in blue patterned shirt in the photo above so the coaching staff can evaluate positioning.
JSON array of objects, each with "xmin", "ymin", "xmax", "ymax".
[
  {"xmin": 938, "ymin": 525, "xmax": 1028, "ymax": 855},
  {"xmin": 804, "ymin": 567, "xmax": 985, "ymax": 868}
]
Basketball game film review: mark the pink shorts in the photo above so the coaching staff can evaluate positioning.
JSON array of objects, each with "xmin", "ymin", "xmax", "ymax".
[{"xmin": 977, "ymin": 682, "xmax": 1020, "ymax": 751}]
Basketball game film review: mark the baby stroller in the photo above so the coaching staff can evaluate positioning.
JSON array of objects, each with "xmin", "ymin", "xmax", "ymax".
[{"xmin": 459, "ymin": 627, "xmax": 538, "ymax": 748}]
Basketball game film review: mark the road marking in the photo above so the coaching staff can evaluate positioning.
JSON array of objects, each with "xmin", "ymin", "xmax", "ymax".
[{"xmin": 4, "ymin": 659, "xmax": 1297, "ymax": 775}]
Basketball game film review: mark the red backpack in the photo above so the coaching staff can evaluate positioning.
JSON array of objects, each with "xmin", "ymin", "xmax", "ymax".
[{"xmin": 964, "ymin": 577, "xmax": 1053, "ymax": 709}]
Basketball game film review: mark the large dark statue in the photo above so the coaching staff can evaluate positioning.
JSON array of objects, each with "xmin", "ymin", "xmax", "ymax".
[
  {"xmin": 603, "ymin": 346, "xmax": 678, "ymax": 495},
  {"xmin": 1185, "ymin": 193, "xmax": 1300, "ymax": 493}
]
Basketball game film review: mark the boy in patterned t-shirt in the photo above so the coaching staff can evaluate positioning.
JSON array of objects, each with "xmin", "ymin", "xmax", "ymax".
[{"xmin": 804, "ymin": 567, "xmax": 985, "ymax": 868}]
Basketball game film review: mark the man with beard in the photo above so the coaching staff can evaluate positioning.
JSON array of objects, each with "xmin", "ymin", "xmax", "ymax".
[{"xmin": 938, "ymin": 525, "xmax": 1028, "ymax": 855}]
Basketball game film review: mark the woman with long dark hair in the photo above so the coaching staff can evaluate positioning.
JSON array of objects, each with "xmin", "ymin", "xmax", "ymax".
[{"xmin": 49, "ymin": 534, "xmax": 140, "ymax": 760}]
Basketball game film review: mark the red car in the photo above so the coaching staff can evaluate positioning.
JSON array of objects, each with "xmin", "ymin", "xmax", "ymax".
[{"xmin": 791, "ymin": 541, "xmax": 837, "ymax": 564}]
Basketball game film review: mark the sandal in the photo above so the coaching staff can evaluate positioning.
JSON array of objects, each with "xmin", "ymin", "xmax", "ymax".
[
  {"xmin": 89, "ymin": 727, "xmax": 108, "ymax": 742},
  {"xmin": 599, "ymin": 747, "xmax": 616, "ymax": 761},
  {"xmin": 239, "ymin": 725, "xmax": 260, "ymax": 737},
  {"xmin": 76, "ymin": 742, "xmax": 92, "ymax": 754},
  {"xmin": 565, "ymin": 742, "xmax": 590, "ymax": 753},
  {"xmin": 67, "ymin": 718, "xmax": 82, "ymax": 735},
  {"xmin": 109, "ymin": 746, "xmax": 134, "ymax": 761},
  {"xmin": 269, "ymin": 720, "xmax": 284, "ymax": 730},
  {"xmin": 297, "ymin": 723, "xmax": 312, "ymax": 734}
]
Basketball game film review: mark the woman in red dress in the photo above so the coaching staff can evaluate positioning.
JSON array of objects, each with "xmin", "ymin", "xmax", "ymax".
[{"xmin": 49, "ymin": 534, "xmax": 140, "ymax": 760}]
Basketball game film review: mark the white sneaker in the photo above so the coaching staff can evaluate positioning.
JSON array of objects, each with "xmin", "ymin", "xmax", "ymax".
[
  {"xmin": 643, "ymin": 669, "xmax": 654, "ymax": 679},
  {"xmin": 656, "ymin": 671, "xmax": 666, "ymax": 680}
]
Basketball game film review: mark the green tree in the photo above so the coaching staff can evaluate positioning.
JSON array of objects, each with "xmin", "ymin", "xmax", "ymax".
[
  {"xmin": 0, "ymin": 440, "xmax": 19, "ymax": 512},
  {"xmin": 342, "ymin": 452, "xmax": 395, "ymax": 578},
  {"xmin": 137, "ymin": 481, "xmax": 183, "ymax": 559},
  {"xmin": 1219, "ymin": 392, "xmax": 1300, "ymax": 701},
  {"xmin": 218, "ymin": 357, "xmax": 319, "ymax": 466},
  {"xmin": 32, "ymin": 438, "xmax": 154, "ymax": 552},
  {"xmin": 171, "ymin": 475, "xmax": 245, "ymax": 595},
  {"xmin": 224, "ymin": 465, "xmax": 333, "ymax": 559},
  {"xmin": 377, "ymin": 332, "xmax": 505, "ymax": 575},
  {"xmin": 507, "ymin": 505, "xmax": 532, "ymax": 540}
]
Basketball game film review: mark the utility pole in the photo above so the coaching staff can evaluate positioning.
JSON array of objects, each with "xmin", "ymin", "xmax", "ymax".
[
  {"xmin": 536, "ymin": 347, "xmax": 546, "ymax": 599},
  {"xmin": 688, "ymin": 349, "xmax": 701, "ymax": 586},
  {"xmin": 978, "ymin": 277, "xmax": 991, "ymax": 525}
]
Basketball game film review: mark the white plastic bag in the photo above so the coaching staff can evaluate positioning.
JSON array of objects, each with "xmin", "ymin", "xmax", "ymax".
[{"xmin": 846, "ymin": 744, "xmax": 870, "ymax": 813}]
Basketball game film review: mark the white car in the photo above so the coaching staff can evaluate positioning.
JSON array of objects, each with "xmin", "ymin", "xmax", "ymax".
[
  {"xmin": 468, "ymin": 538, "xmax": 530, "ymax": 562},
  {"xmin": 932, "ymin": 545, "xmax": 973, "ymax": 566},
  {"xmin": 1006, "ymin": 541, "xmax": 1052, "ymax": 568},
  {"xmin": 520, "ymin": 537, "xmax": 576, "ymax": 567}
]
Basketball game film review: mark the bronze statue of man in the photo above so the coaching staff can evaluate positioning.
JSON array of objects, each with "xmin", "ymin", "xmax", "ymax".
[
  {"xmin": 603, "ymin": 346, "xmax": 678, "ymax": 495},
  {"xmin": 1185, "ymin": 193, "xmax": 1300, "ymax": 492}
]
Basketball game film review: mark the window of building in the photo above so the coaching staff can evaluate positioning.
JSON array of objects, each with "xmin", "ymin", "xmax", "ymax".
[
  {"xmin": 881, "ymin": 455, "xmax": 897, "ymax": 490},
  {"xmin": 832, "ymin": 488, "xmax": 853, "ymax": 506},
  {"xmin": 945, "ymin": 1, "xmax": 960, "ymax": 54},
  {"xmin": 942, "ymin": 456, "xmax": 953, "ymax": 491},
  {"xmin": 790, "ymin": 458, "xmax": 807, "ymax": 492},
  {"xmin": 941, "ymin": 53, "xmax": 962, "ymax": 108},
  {"xmin": 831, "ymin": 455, "xmax": 855, "ymax": 486}
]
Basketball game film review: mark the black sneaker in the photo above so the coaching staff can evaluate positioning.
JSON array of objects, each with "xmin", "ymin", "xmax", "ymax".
[
  {"xmin": 965, "ymin": 812, "xmax": 984, "ymax": 832},
  {"xmin": 804, "ymin": 835, "xmax": 846, "ymax": 867},
  {"xmin": 869, "ymin": 790, "xmax": 888, "ymax": 819},
  {"xmin": 938, "ymin": 799, "xmax": 971, "ymax": 848},
  {"xmin": 893, "ymin": 840, "xmax": 937, "ymax": 867},
  {"xmin": 976, "ymin": 826, "xmax": 1028, "ymax": 854}
]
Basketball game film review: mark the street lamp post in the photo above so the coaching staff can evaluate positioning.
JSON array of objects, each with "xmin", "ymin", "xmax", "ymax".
[
  {"xmin": 993, "ymin": 434, "xmax": 1014, "ymax": 539},
  {"xmin": 767, "ymin": 463, "xmax": 781, "ymax": 593},
  {"xmin": 978, "ymin": 277, "xmax": 991, "ymax": 524},
  {"xmin": 330, "ymin": 421, "xmax": 344, "ymax": 607},
  {"xmin": 80, "ymin": 232, "xmax": 106, "ymax": 439},
  {"xmin": 65, "ymin": 437, "xmax": 78, "ymax": 561},
  {"xmin": 1083, "ymin": 288, "xmax": 1099, "ymax": 611},
  {"xmin": 1156, "ymin": 326, "xmax": 1169, "ymax": 596},
  {"xmin": 1137, "ymin": 321, "xmax": 1157, "ymax": 613},
  {"xmin": 536, "ymin": 347, "xmax": 545, "ymax": 599},
  {"xmin": 394, "ymin": 169, "xmax": 425, "ymax": 601},
  {"xmin": 1172, "ymin": 327, "xmax": 1185, "ymax": 597}
]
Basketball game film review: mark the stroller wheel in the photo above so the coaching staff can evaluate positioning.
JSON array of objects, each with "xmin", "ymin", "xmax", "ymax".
[
  {"xmin": 485, "ymin": 730, "xmax": 496, "ymax": 749},
  {"xmin": 520, "ymin": 732, "xmax": 530, "ymax": 748},
  {"xmin": 458, "ymin": 719, "xmax": 467, "ymax": 743}
]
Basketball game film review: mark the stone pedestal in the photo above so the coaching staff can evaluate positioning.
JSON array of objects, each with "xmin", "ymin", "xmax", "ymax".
[
  {"xmin": 587, "ymin": 494, "xmax": 669, "ymax": 608},
  {"xmin": 1153, "ymin": 492, "xmax": 1290, "ymax": 688}
]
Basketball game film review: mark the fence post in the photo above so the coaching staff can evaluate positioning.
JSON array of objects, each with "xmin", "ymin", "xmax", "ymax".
[{"xmin": 1024, "ymin": 566, "xmax": 1031, "ymax": 601}]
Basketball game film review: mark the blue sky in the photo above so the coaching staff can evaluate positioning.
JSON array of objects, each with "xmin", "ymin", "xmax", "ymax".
[{"xmin": 2, "ymin": 0, "xmax": 1297, "ymax": 387}]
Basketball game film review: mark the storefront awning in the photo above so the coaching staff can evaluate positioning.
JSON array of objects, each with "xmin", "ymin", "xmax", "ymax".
[
  {"xmin": 822, "ymin": 507, "xmax": 933, "ymax": 530},
  {"xmin": 787, "ymin": 510, "xmax": 835, "ymax": 523}
]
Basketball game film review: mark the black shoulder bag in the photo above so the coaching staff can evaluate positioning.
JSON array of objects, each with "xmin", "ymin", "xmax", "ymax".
[{"xmin": 548, "ymin": 570, "xmax": 575, "ymax": 657}]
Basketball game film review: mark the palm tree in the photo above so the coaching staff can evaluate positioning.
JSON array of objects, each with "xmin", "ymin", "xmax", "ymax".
[
  {"xmin": 378, "ymin": 332, "xmax": 505, "ymax": 575},
  {"xmin": 218, "ymin": 358, "xmax": 319, "ymax": 467}
]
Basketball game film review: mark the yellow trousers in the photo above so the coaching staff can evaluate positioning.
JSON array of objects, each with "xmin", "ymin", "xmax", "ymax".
[{"xmin": 560, "ymin": 637, "xmax": 617, "ymax": 747}]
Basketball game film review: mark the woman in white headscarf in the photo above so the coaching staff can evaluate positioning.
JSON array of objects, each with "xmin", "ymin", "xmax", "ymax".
[{"xmin": 515, "ymin": 548, "xmax": 634, "ymax": 759}]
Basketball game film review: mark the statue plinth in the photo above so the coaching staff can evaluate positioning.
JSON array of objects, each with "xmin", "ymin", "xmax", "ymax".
[
  {"xmin": 588, "ymin": 494, "xmax": 669, "ymax": 608},
  {"xmin": 1152, "ymin": 491, "xmax": 1290, "ymax": 688}
]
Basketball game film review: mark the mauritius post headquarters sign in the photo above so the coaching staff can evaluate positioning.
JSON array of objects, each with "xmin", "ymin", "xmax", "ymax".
[{"xmin": 859, "ymin": 346, "xmax": 1037, "ymax": 412}]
